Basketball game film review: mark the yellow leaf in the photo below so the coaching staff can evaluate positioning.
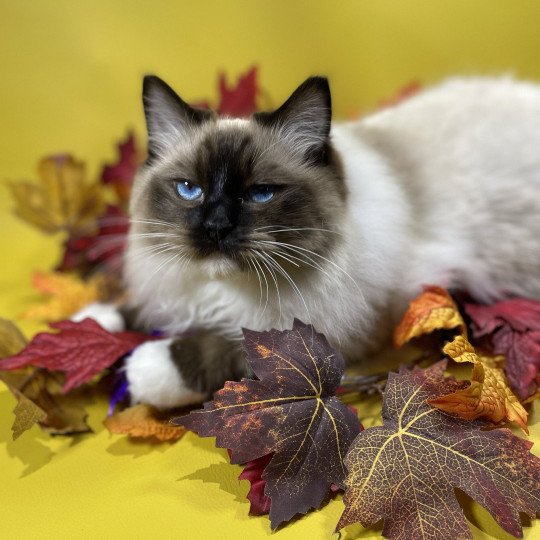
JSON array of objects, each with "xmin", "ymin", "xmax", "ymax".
[
  {"xmin": 0, "ymin": 318, "xmax": 27, "ymax": 358},
  {"xmin": 11, "ymin": 390, "xmax": 47, "ymax": 440},
  {"xmin": 393, "ymin": 285, "xmax": 465, "ymax": 347},
  {"xmin": 429, "ymin": 335, "xmax": 528, "ymax": 432},
  {"xmin": 104, "ymin": 404, "xmax": 186, "ymax": 442},
  {"xmin": 9, "ymin": 155, "xmax": 105, "ymax": 235},
  {"xmin": 21, "ymin": 271, "xmax": 106, "ymax": 321}
]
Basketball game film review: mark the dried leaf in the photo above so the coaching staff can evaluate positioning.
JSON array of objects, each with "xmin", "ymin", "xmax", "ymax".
[
  {"xmin": 465, "ymin": 298, "xmax": 540, "ymax": 400},
  {"xmin": 104, "ymin": 404, "xmax": 185, "ymax": 441},
  {"xmin": 10, "ymin": 390, "xmax": 47, "ymax": 440},
  {"xmin": 0, "ymin": 318, "xmax": 27, "ymax": 358},
  {"xmin": 218, "ymin": 66, "xmax": 258, "ymax": 117},
  {"xmin": 174, "ymin": 319, "xmax": 361, "ymax": 529},
  {"xmin": 1, "ymin": 369, "xmax": 90, "ymax": 436},
  {"xmin": 101, "ymin": 133, "xmax": 140, "ymax": 205},
  {"xmin": 429, "ymin": 335, "xmax": 528, "ymax": 432},
  {"xmin": 9, "ymin": 155, "xmax": 105, "ymax": 236},
  {"xmin": 337, "ymin": 362, "xmax": 540, "ymax": 540},
  {"xmin": 394, "ymin": 285, "xmax": 465, "ymax": 347},
  {"xmin": 0, "ymin": 318, "xmax": 148, "ymax": 392},
  {"xmin": 21, "ymin": 271, "xmax": 107, "ymax": 321}
]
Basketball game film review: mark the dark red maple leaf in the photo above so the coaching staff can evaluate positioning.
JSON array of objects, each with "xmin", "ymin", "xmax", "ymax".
[
  {"xmin": 174, "ymin": 319, "xmax": 361, "ymax": 529},
  {"xmin": 465, "ymin": 298, "xmax": 540, "ymax": 399},
  {"xmin": 238, "ymin": 453, "xmax": 273, "ymax": 515},
  {"xmin": 0, "ymin": 318, "xmax": 148, "ymax": 392},
  {"xmin": 217, "ymin": 66, "xmax": 258, "ymax": 117},
  {"xmin": 337, "ymin": 361, "xmax": 540, "ymax": 540},
  {"xmin": 101, "ymin": 132, "xmax": 140, "ymax": 204},
  {"xmin": 58, "ymin": 205, "xmax": 129, "ymax": 274}
]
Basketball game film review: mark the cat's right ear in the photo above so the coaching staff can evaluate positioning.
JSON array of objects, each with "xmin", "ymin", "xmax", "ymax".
[{"xmin": 142, "ymin": 75, "xmax": 213, "ymax": 161}]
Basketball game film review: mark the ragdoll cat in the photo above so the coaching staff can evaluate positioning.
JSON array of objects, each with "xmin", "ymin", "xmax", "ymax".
[{"xmin": 76, "ymin": 74, "xmax": 540, "ymax": 409}]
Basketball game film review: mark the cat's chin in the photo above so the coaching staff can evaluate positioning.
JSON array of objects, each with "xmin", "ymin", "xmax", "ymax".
[{"xmin": 198, "ymin": 255, "xmax": 241, "ymax": 279}]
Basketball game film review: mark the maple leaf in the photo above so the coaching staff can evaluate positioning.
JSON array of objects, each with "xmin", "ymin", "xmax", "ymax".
[
  {"xmin": 174, "ymin": 319, "xmax": 361, "ymax": 529},
  {"xmin": 21, "ymin": 271, "xmax": 107, "ymax": 321},
  {"xmin": 217, "ymin": 66, "xmax": 258, "ymax": 117},
  {"xmin": 104, "ymin": 404, "xmax": 185, "ymax": 442},
  {"xmin": 10, "ymin": 390, "xmax": 47, "ymax": 440},
  {"xmin": 465, "ymin": 298, "xmax": 540, "ymax": 400},
  {"xmin": 393, "ymin": 285, "xmax": 465, "ymax": 348},
  {"xmin": 101, "ymin": 132, "xmax": 141, "ymax": 206},
  {"xmin": 58, "ymin": 205, "xmax": 130, "ymax": 275},
  {"xmin": 429, "ymin": 335, "xmax": 528, "ymax": 432},
  {"xmin": 0, "ymin": 318, "xmax": 148, "ymax": 392},
  {"xmin": 0, "ymin": 318, "xmax": 27, "ymax": 358},
  {"xmin": 337, "ymin": 361, "xmax": 540, "ymax": 540},
  {"xmin": 9, "ymin": 155, "xmax": 105, "ymax": 236},
  {"xmin": 1, "ymin": 368, "xmax": 91, "ymax": 436},
  {"xmin": 238, "ymin": 453, "xmax": 273, "ymax": 516}
]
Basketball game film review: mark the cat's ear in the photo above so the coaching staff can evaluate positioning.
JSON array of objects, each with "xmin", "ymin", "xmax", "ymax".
[
  {"xmin": 142, "ymin": 75, "xmax": 213, "ymax": 160},
  {"xmin": 254, "ymin": 76, "xmax": 331, "ymax": 163}
]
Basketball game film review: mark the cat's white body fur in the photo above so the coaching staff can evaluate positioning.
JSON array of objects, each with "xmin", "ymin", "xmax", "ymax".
[{"xmin": 81, "ymin": 77, "xmax": 540, "ymax": 408}]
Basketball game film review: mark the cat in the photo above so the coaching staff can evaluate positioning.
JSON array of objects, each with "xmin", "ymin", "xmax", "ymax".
[{"xmin": 75, "ymin": 74, "xmax": 540, "ymax": 409}]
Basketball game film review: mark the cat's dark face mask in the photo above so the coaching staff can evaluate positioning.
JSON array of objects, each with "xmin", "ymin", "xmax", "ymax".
[{"xmin": 129, "ymin": 75, "xmax": 347, "ymax": 277}]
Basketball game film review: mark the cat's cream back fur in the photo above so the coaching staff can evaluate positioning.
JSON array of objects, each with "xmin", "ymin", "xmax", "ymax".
[{"xmin": 124, "ymin": 77, "xmax": 540, "ymax": 361}]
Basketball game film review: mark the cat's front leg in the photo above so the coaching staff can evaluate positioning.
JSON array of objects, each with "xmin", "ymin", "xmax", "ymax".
[{"xmin": 125, "ymin": 331, "xmax": 248, "ymax": 410}]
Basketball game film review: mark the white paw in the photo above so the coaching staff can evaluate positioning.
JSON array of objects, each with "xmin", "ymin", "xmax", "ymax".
[
  {"xmin": 71, "ymin": 302, "xmax": 126, "ymax": 333},
  {"xmin": 125, "ymin": 338, "xmax": 207, "ymax": 410}
]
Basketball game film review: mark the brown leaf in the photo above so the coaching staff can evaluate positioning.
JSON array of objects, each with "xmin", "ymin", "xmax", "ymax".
[
  {"xmin": 104, "ymin": 404, "xmax": 186, "ymax": 441},
  {"xmin": 11, "ymin": 390, "xmax": 47, "ymax": 440},
  {"xmin": 429, "ymin": 335, "xmax": 528, "ymax": 432},
  {"xmin": 0, "ymin": 368, "xmax": 91, "ymax": 436},
  {"xmin": 175, "ymin": 320, "xmax": 361, "ymax": 529},
  {"xmin": 0, "ymin": 318, "xmax": 27, "ymax": 358},
  {"xmin": 337, "ymin": 361, "xmax": 540, "ymax": 540},
  {"xmin": 393, "ymin": 285, "xmax": 465, "ymax": 347},
  {"xmin": 9, "ymin": 155, "xmax": 105, "ymax": 236}
]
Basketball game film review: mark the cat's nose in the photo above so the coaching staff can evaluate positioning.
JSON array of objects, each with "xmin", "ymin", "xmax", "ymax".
[{"xmin": 203, "ymin": 206, "xmax": 234, "ymax": 242}]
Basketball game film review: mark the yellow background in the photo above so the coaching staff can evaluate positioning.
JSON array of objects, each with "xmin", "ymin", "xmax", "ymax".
[{"xmin": 1, "ymin": 1, "xmax": 540, "ymax": 539}]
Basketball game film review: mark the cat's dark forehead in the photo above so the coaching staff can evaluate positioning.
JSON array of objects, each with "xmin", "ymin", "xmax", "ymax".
[{"xmin": 190, "ymin": 124, "xmax": 260, "ymax": 187}]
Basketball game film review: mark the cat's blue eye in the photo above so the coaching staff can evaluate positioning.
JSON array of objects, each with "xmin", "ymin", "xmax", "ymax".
[
  {"xmin": 175, "ymin": 180, "xmax": 203, "ymax": 201},
  {"xmin": 247, "ymin": 185, "xmax": 275, "ymax": 203}
]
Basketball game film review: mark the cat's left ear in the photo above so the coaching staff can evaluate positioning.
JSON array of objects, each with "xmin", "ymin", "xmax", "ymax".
[{"xmin": 253, "ymin": 76, "xmax": 331, "ymax": 163}]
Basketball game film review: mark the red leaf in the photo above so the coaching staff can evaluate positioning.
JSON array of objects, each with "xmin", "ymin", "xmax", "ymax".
[
  {"xmin": 58, "ymin": 205, "xmax": 129, "ymax": 273},
  {"xmin": 465, "ymin": 298, "xmax": 540, "ymax": 399},
  {"xmin": 101, "ymin": 132, "xmax": 139, "ymax": 191},
  {"xmin": 218, "ymin": 67, "xmax": 258, "ymax": 117},
  {"xmin": 0, "ymin": 319, "xmax": 148, "ymax": 392},
  {"xmin": 238, "ymin": 453, "xmax": 273, "ymax": 515}
]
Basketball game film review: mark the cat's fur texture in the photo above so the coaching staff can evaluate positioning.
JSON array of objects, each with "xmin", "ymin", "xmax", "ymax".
[{"xmin": 88, "ymin": 75, "xmax": 540, "ymax": 409}]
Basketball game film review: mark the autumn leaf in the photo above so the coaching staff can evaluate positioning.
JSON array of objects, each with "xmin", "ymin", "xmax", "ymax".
[
  {"xmin": 58, "ymin": 205, "xmax": 130, "ymax": 275},
  {"xmin": 465, "ymin": 298, "xmax": 540, "ymax": 400},
  {"xmin": 393, "ymin": 285, "xmax": 465, "ymax": 348},
  {"xmin": 218, "ymin": 66, "xmax": 258, "ymax": 117},
  {"xmin": 104, "ymin": 404, "xmax": 185, "ymax": 442},
  {"xmin": 21, "ymin": 271, "xmax": 107, "ymax": 321},
  {"xmin": 0, "ymin": 318, "xmax": 148, "ymax": 392},
  {"xmin": 429, "ymin": 335, "xmax": 528, "ymax": 432},
  {"xmin": 1, "ymin": 368, "xmax": 90, "ymax": 436},
  {"xmin": 0, "ymin": 318, "xmax": 27, "ymax": 358},
  {"xmin": 337, "ymin": 361, "xmax": 540, "ymax": 540},
  {"xmin": 174, "ymin": 319, "xmax": 361, "ymax": 529},
  {"xmin": 101, "ymin": 132, "xmax": 141, "ymax": 206},
  {"xmin": 10, "ymin": 390, "xmax": 47, "ymax": 440},
  {"xmin": 238, "ymin": 453, "xmax": 273, "ymax": 516},
  {"xmin": 9, "ymin": 155, "xmax": 105, "ymax": 236}
]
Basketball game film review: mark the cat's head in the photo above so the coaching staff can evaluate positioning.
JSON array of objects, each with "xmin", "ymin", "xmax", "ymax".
[{"xmin": 128, "ymin": 75, "xmax": 347, "ymax": 279}]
